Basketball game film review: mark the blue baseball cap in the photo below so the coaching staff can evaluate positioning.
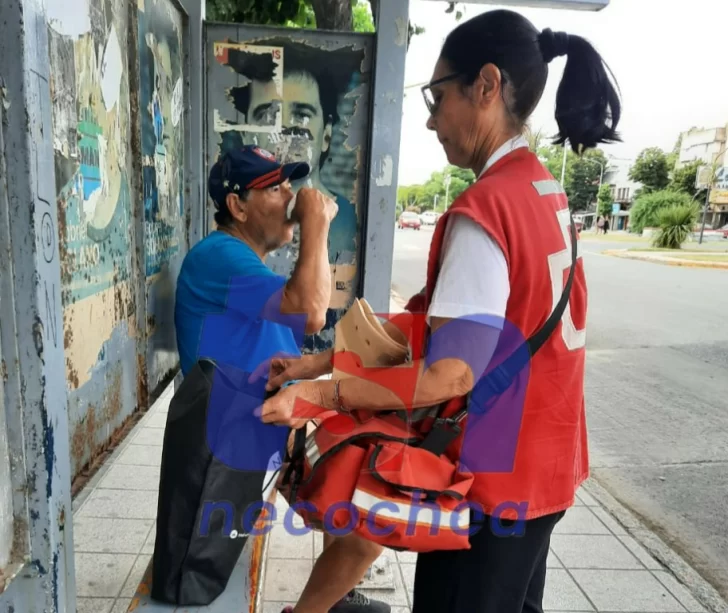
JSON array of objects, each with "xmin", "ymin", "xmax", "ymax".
[{"xmin": 208, "ymin": 146, "xmax": 311, "ymax": 209}]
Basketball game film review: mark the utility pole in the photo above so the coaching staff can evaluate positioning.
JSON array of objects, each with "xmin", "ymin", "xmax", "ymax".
[
  {"xmin": 699, "ymin": 183, "xmax": 712, "ymax": 245},
  {"xmin": 560, "ymin": 142, "xmax": 568, "ymax": 184},
  {"xmin": 697, "ymin": 150, "xmax": 725, "ymax": 244}
]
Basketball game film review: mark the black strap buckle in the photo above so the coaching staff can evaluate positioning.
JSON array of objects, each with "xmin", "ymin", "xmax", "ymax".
[{"xmin": 419, "ymin": 415, "xmax": 464, "ymax": 456}]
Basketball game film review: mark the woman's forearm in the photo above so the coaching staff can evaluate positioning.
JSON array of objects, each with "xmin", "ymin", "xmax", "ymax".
[
  {"xmin": 316, "ymin": 357, "xmax": 472, "ymax": 413},
  {"xmin": 313, "ymin": 348, "xmax": 334, "ymax": 376},
  {"xmin": 316, "ymin": 314, "xmax": 503, "ymax": 413}
]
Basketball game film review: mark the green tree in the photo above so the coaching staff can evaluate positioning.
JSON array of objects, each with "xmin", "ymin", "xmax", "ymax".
[
  {"xmin": 206, "ymin": 0, "xmax": 310, "ymax": 25},
  {"xmin": 629, "ymin": 147, "xmax": 670, "ymax": 195},
  {"xmin": 669, "ymin": 159, "xmax": 706, "ymax": 200},
  {"xmin": 597, "ymin": 184, "xmax": 613, "ymax": 217},
  {"xmin": 206, "ymin": 0, "xmax": 370, "ymax": 31},
  {"xmin": 666, "ymin": 134, "xmax": 682, "ymax": 171},
  {"xmin": 397, "ymin": 185, "xmax": 426, "ymax": 209},
  {"xmin": 629, "ymin": 189, "xmax": 693, "ymax": 235},
  {"xmin": 205, "ymin": 0, "xmax": 426, "ymax": 42},
  {"xmin": 536, "ymin": 144, "xmax": 567, "ymax": 181},
  {"xmin": 566, "ymin": 149, "xmax": 608, "ymax": 211},
  {"xmin": 352, "ymin": 0, "xmax": 375, "ymax": 32},
  {"xmin": 396, "ymin": 164, "xmax": 477, "ymax": 214},
  {"xmin": 525, "ymin": 126, "xmax": 544, "ymax": 153}
]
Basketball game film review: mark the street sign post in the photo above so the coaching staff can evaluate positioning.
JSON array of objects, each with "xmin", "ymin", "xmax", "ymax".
[{"xmin": 696, "ymin": 165, "xmax": 712, "ymax": 190}]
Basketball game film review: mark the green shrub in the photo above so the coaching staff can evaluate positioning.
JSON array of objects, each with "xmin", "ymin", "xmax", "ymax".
[
  {"xmin": 652, "ymin": 204, "xmax": 699, "ymax": 249},
  {"xmin": 630, "ymin": 190, "xmax": 693, "ymax": 235}
]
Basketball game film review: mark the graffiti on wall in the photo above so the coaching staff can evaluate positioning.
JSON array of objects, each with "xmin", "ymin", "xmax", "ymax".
[
  {"xmin": 49, "ymin": 2, "xmax": 133, "ymax": 306},
  {"xmin": 139, "ymin": 0, "xmax": 185, "ymax": 278},
  {"xmin": 210, "ymin": 33, "xmax": 372, "ymax": 352},
  {"xmin": 46, "ymin": 0, "xmax": 140, "ymax": 478}
]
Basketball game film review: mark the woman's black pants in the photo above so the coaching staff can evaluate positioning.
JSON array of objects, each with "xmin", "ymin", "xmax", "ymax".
[{"xmin": 411, "ymin": 510, "xmax": 566, "ymax": 613}]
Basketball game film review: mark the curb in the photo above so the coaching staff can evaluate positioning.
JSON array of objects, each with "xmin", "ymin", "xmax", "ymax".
[
  {"xmin": 583, "ymin": 478, "xmax": 728, "ymax": 613},
  {"xmin": 604, "ymin": 249, "xmax": 728, "ymax": 269},
  {"xmin": 252, "ymin": 490, "xmax": 276, "ymax": 613}
]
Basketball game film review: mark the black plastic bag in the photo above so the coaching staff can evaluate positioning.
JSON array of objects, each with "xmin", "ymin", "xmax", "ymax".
[{"xmin": 151, "ymin": 358, "xmax": 289, "ymax": 606}]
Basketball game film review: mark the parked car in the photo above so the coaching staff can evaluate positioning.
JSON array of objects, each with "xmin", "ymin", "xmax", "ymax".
[
  {"xmin": 420, "ymin": 211, "xmax": 439, "ymax": 226},
  {"xmin": 398, "ymin": 211, "xmax": 422, "ymax": 230}
]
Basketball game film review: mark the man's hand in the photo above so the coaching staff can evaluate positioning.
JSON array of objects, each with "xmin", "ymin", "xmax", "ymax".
[
  {"xmin": 259, "ymin": 381, "xmax": 325, "ymax": 429},
  {"xmin": 405, "ymin": 287, "xmax": 426, "ymax": 314},
  {"xmin": 293, "ymin": 187, "xmax": 338, "ymax": 224},
  {"xmin": 266, "ymin": 349, "xmax": 333, "ymax": 391}
]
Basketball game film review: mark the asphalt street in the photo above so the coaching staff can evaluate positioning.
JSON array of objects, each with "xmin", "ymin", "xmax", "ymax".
[{"xmin": 391, "ymin": 224, "xmax": 728, "ymax": 600}]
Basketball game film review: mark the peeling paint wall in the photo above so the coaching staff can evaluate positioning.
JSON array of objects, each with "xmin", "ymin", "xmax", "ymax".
[
  {"xmin": 0, "ymin": 375, "xmax": 11, "ymax": 569},
  {"xmin": 48, "ymin": 0, "xmax": 141, "ymax": 480},
  {"xmin": 138, "ymin": 0, "xmax": 188, "ymax": 391},
  {"xmin": 205, "ymin": 25, "xmax": 374, "ymax": 352},
  {"xmin": 44, "ymin": 0, "xmax": 188, "ymax": 481}
]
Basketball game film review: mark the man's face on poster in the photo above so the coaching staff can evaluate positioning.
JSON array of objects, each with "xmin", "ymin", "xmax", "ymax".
[{"xmin": 245, "ymin": 71, "xmax": 332, "ymax": 175}]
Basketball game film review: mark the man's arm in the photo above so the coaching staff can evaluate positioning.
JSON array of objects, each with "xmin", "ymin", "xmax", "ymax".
[{"xmin": 280, "ymin": 188, "xmax": 337, "ymax": 335}]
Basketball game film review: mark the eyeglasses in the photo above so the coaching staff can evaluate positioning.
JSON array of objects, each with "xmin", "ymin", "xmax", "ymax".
[{"xmin": 421, "ymin": 73, "xmax": 459, "ymax": 114}]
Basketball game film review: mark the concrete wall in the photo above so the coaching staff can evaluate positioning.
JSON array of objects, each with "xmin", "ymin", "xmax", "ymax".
[{"xmin": 45, "ymin": 0, "xmax": 190, "ymax": 482}]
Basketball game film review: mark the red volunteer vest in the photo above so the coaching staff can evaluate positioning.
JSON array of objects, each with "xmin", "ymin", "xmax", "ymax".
[{"xmin": 408, "ymin": 147, "xmax": 589, "ymax": 520}]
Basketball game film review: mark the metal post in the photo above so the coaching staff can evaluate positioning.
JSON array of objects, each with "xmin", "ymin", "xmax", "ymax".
[
  {"xmin": 360, "ymin": 0, "xmax": 410, "ymax": 313},
  {"xmin": 699, "ymin": 185, "xmax": 711, "ymax": 245},
  {"xmin": 560, "ymin": 143, "xmax": 568, "ymax": 184},
  {"xmin": 0, "ymin": 0, "xmax": 75, "ymax": 609},
  {"xmin": 178, "ymin": 0, "xmax": 206, "ymax": 244}
]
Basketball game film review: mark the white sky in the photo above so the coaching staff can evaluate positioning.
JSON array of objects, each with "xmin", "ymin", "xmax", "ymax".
[{"xmin": 397, "ymin": 0, "xmax": 728, "ymax": 186}]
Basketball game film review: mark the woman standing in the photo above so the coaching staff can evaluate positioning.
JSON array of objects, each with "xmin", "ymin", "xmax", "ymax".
[{"xmin": 261, "ymin": 8, "xmax": 621, "ymax": 613}]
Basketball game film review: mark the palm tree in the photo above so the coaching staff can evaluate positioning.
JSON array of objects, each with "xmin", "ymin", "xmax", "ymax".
[{"xmin": 524, "ymin": 125, "xmax": 543, "ymax": 153}]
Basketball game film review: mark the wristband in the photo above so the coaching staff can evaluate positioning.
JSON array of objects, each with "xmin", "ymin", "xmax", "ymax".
[{"xmin": 333, "ymin": 379, "xmax": 352, "ymax": 415}]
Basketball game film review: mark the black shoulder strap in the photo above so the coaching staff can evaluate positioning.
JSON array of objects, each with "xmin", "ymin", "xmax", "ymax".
[
  {"xmin": 420, "ymin": 211, "xmax": 578, "ymax": 455},
  {"xmin": 470, "ymin": 210, "xmax": 578, "ymax": 403},
  {"xmin": 527, "ymin": 213, "xmax": 578, "ymax": 355}
]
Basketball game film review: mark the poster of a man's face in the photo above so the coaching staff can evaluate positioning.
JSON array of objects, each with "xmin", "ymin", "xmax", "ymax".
[{"xmin": 209, "ymin": 31, "xmax": 372, "ymax": 352}]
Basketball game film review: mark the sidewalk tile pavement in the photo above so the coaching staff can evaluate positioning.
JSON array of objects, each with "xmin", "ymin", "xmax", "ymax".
[{"xmin": 69, "ymin": 299, "xmax": 709, "ymax": 613}]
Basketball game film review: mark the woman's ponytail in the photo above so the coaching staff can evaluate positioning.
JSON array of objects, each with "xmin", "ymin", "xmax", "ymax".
[{"xmin": 540, "ymin": 29, "xmax": 622, "ymax": 153}]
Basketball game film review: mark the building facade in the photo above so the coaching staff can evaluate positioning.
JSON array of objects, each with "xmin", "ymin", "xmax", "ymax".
[
  {"xmin": 602, "ymin": 157, "xmax": 642, "ymax": 231},
  {"xmin": 677, "ymin": 126, "xmax": 728, "ymax": 229}
]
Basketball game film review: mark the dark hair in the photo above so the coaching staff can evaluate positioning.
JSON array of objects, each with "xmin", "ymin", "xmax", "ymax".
[
  {"xmin": 440, "ymin": 9, "xmax": 621, "ymax": 154},
  {"xmin": 225, "ymin": 37, "xmax": 365, "ymax": 168},
  {"xmin": 208, "ymin": 157, "xmax": 250, "ymax": 226},
  {"xmin": 213, "ymin": 188, "xmax": 249, "ymax": 227}
]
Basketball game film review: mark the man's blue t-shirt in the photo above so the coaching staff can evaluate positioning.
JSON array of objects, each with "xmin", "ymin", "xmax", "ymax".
[{"xmin": 174, "ymin": 231, "xmax": 306, "ymax": 378}]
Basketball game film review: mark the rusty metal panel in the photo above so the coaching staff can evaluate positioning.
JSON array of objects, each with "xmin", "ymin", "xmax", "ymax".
[
  {"xmin": 139, "ymin": 0, "xmax": 190, "ymax": 391},
  {"xmin": 0, "ymin": 0, "xmax": 76, "ymax": 607},
  {"xmin": 48, "ymin": 0, "xmax": 144, "ymax": 484},
  {"xmin": 204, "ymin": 23, "xmax": 375, "ymax": 353},
  {"xmin": 0, "ymin": 330, "xmax": 11, "ymax": 574}
]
